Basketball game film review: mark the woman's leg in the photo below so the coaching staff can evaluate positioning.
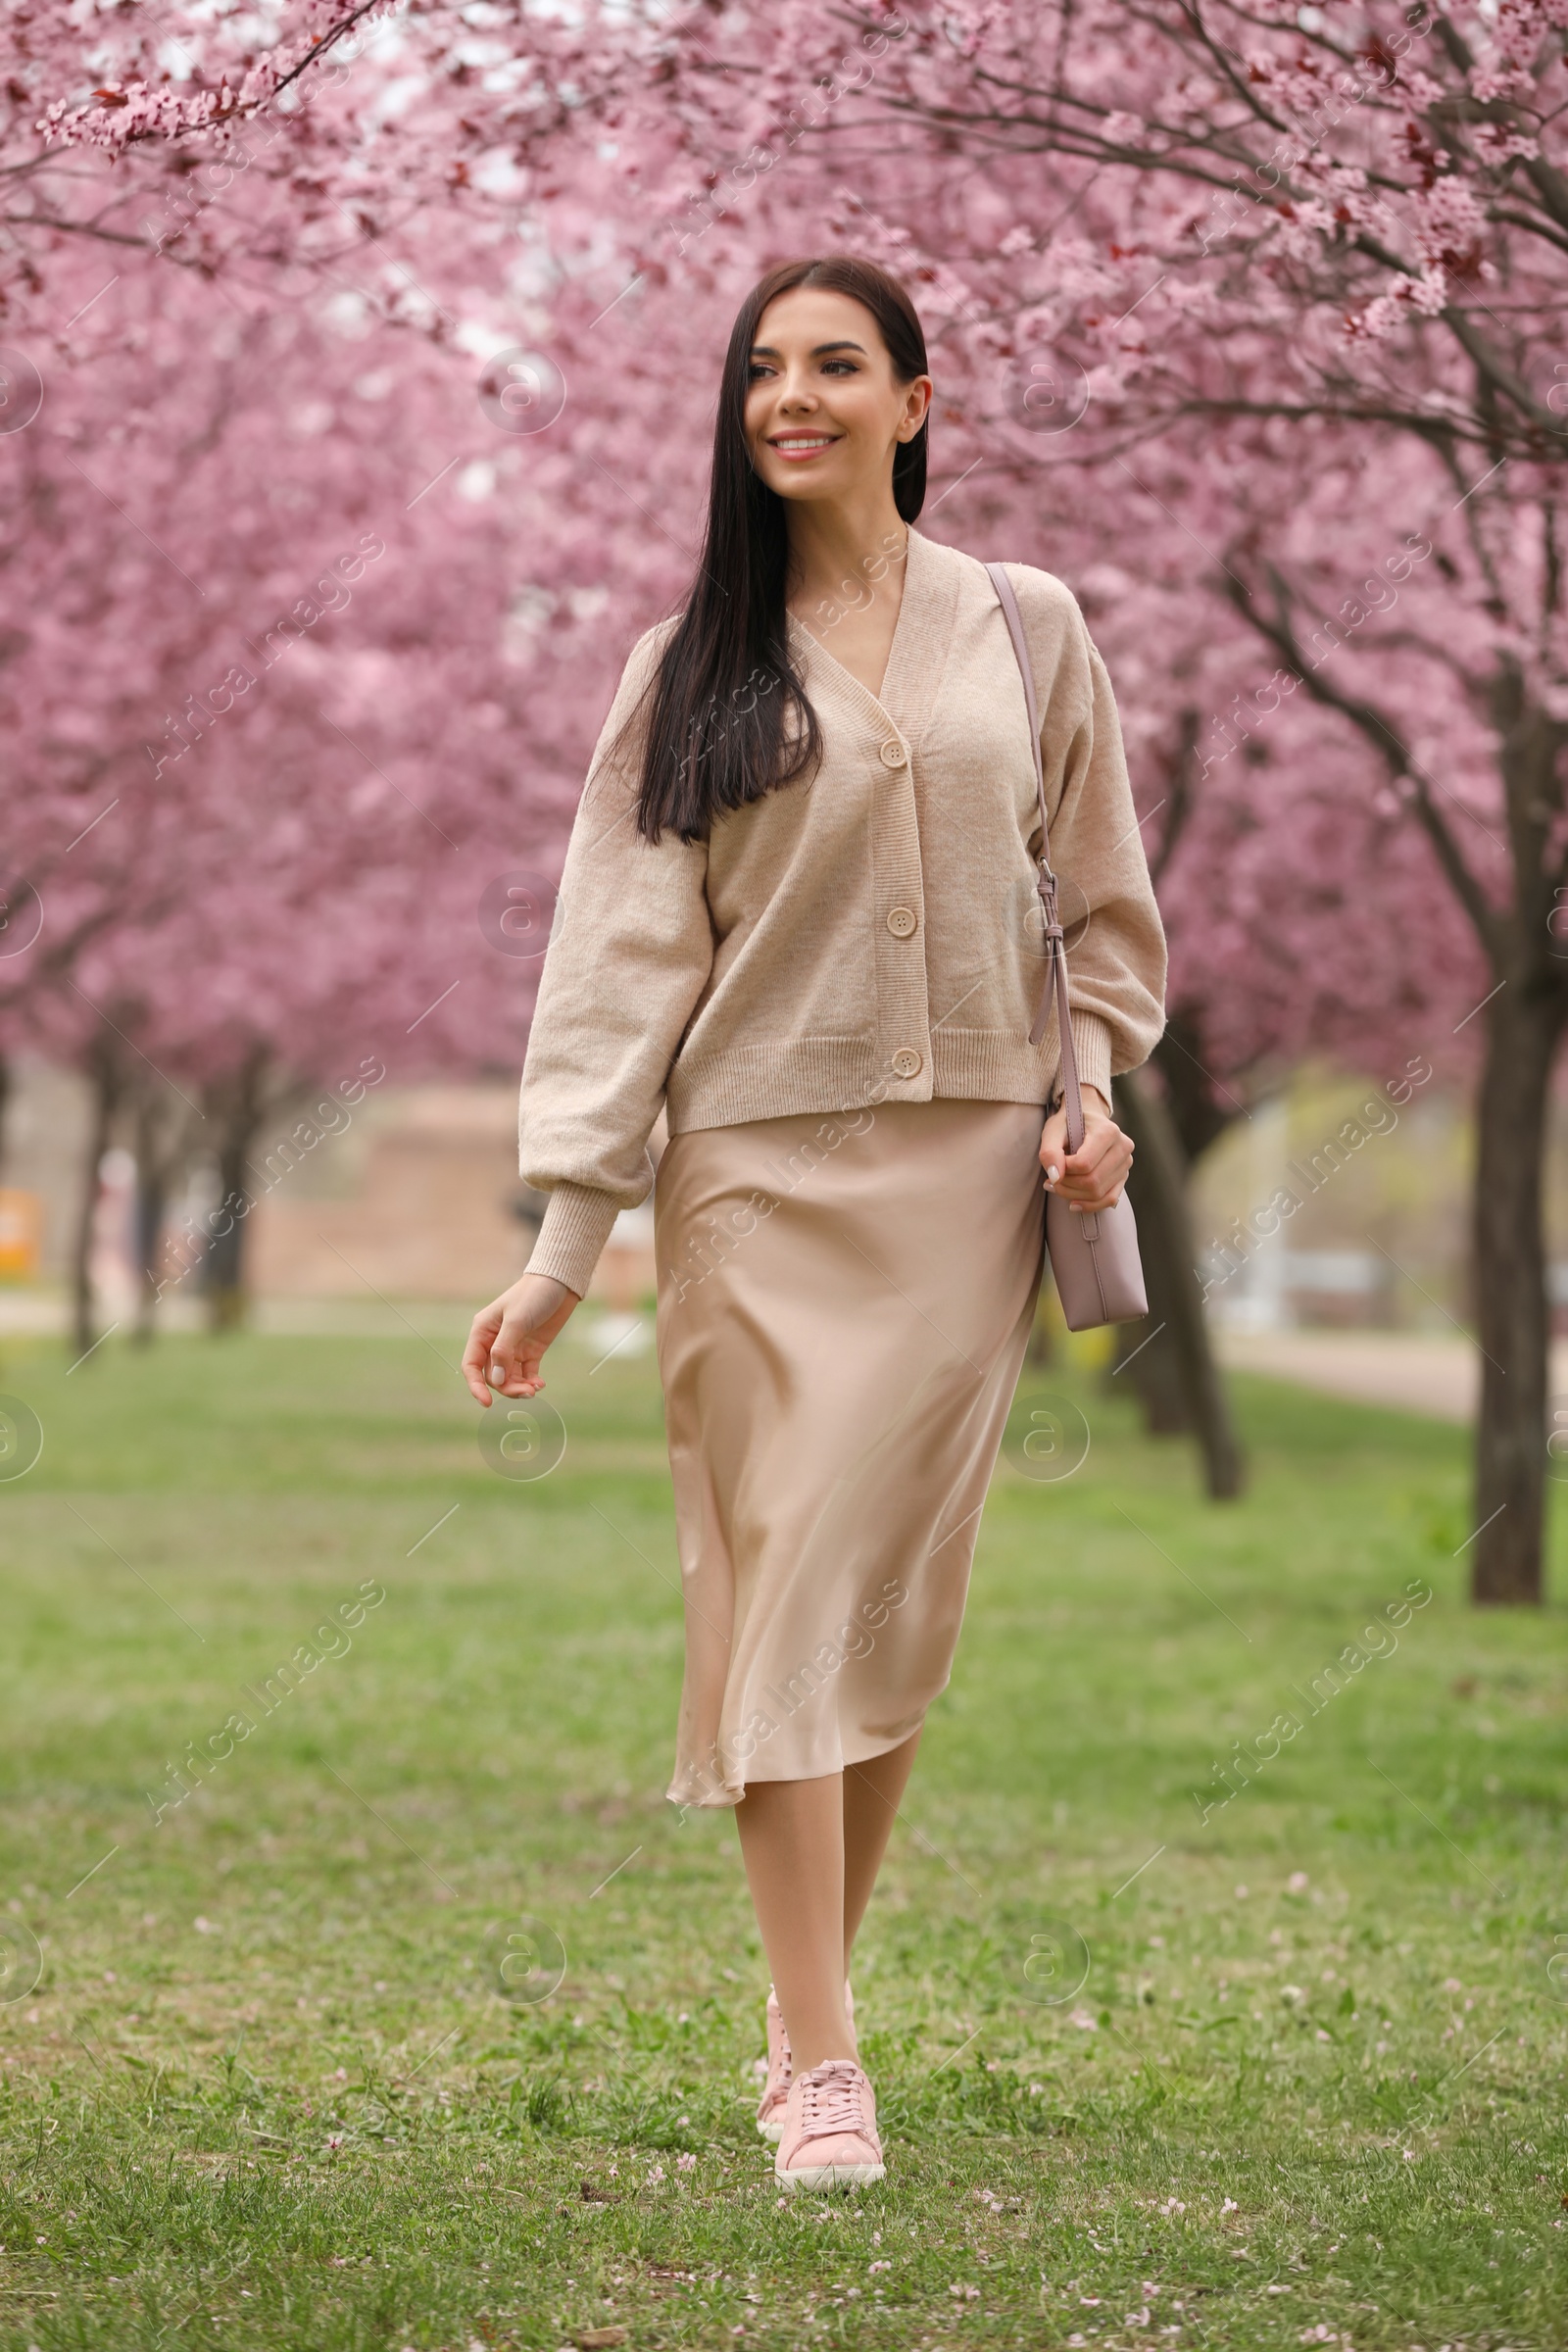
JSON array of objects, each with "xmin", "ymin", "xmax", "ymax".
[
  {"xmin": 736, "ymin": 1729, "xmax": 922, "ymax": 2072},
  {"xmin": 734, "ymin": 1774, "xmax": 857, "ymax": 2074},
  {"xmin": 735, "ymin": 1730, "xmax": 923, "ymax": 2073},
  {"xmin": 842, "ymin": 1728, "xmax": 922, "ymax": 1972}
]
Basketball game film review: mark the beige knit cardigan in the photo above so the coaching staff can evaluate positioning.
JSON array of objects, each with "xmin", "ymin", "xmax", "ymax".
[{"xmin": 517, "ymin": 529, "xmax": 1168, "ymax": 1299}]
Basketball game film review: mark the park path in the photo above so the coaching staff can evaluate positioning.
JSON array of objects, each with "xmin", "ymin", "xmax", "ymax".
[{"xmin": 1214, "ymin": 1328, "xmax": 1568, "ymax": 1423}]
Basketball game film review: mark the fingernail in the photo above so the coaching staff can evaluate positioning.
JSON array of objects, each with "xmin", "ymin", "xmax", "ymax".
[{"xmin": 1045, "ymin": 1164, "xmax": 1060, "ymax": 1182}]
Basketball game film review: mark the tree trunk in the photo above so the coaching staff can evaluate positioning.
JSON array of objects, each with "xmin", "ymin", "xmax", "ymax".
[
  {"xmin": 1111, "ymin": 1296, "xmax": 1189, "ymax": 1433},
  {"xmin": 71, "ymin": 1032, "xmax": 122, "ymax": 1360},
  {"xmin": 1112, "ymin": 1067, "xmax": 1246, "ymax": 1500},
  {"xmin": 1470, "ymin": 984, "xmax": 1563, "ymax": 1605},
  {"xmin": 133, "ymin": 1163, "xmax": 168, "ymax": 1343},
  {"xmin": 131, "ymin": 1086, "xmax": 184, "ymax": 1346},
  {"xmin": 1151, "ymin": 1009, "xmax": 1242, "ymax": 1165},
  {"xmin": 202, "ymin": 1047, "xmax": 270, "ymax": 1334}
]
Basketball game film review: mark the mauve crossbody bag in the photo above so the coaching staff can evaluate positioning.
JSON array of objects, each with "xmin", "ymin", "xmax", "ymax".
[{"xmin": 985, "ymin": 562, "xmax": 1149, "ymax": 1331}]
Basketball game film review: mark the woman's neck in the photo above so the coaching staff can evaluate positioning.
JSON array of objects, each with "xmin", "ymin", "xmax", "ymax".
[{"xmin": 782, "ymin": 490, "xmax": 910, "ymax": 619}]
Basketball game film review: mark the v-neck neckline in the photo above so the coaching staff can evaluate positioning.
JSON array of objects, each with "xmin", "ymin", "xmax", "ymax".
[{"xmin": 787, "ymin": 527, "xmax": 928, "ymax": 732}]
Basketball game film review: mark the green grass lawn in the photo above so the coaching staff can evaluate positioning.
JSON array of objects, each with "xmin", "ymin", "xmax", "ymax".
[{"xmin": 1, "ymin": 1312, "xmax": 1565, "ymax": 2351}]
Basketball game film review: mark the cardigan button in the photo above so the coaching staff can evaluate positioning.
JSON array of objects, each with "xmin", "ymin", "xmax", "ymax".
[
  {"xmin": 886, "ymin": 906, "xmax": 917, "ymax": 938},
  {"xmin": 879, "ymin": 739, "xmax": 908, "ymax": 768},
  {"xmin": 891, "ymin": 1048, "xmax": 923, "ymax": 1079}
]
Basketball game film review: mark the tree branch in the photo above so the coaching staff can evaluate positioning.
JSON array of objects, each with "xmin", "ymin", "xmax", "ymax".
[{"xmin": 1229, "ymin": 560, "xmax": 1507, "ymax": 962}]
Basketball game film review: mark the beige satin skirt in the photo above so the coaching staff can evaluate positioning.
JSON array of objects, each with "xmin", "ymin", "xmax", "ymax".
[{"xmin": 654, "ymin": 1097, "xmax": 1047, "ymax": 1808}]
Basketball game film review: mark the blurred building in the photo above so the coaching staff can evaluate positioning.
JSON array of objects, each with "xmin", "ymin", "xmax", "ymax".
[
  {"xmin": 0, "ymin": 1060, "xmax": 657, "ymax": 1312},
  {"xmin": 1192, "ymin": 1066, "xmax": 1478, "ymax": 1334}
]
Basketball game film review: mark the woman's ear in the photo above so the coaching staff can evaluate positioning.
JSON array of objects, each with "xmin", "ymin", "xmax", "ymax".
[{"xmin": 897, "ymin": 376, "xmax": 933, "ymax": 440}]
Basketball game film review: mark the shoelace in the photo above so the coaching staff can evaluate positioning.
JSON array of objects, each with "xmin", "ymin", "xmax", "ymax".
[
  {"xmin": 796, "ymin": 2062, "xmax": 872, "ymax": 2148},
  {"xmin": 764, "ymin": 2002, "xmax": 792, "ymax": 2103}
]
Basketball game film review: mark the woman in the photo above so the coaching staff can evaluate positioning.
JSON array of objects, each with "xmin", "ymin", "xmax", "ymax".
[{"xmin": 464, "ymin": 256, "xmax": 1166, "ymax": 2190}]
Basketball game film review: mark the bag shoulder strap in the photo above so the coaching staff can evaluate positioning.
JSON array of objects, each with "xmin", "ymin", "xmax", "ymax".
[{"xmin": 984, "ymin": 561, "xmax": 1086, "ymax": 1153}]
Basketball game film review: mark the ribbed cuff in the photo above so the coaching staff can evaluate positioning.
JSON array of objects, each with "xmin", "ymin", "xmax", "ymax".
[
  {"xmin": 523, "ymin": 1182, "xmax": 624, "ymax": 1299},
  {"xmin": 1065, "ymin": 1011, "xmax": 1114, "ymax": 1110}
]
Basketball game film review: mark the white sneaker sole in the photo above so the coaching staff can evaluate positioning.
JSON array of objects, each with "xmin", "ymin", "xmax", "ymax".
[{"xmin": 775, "ymin": 2158, "xmax": 885, "ymax": 2192}]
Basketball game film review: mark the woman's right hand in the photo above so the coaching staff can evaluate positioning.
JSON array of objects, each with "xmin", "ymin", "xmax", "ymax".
[{"xmin": 463, "ymin": 1271, "xmax": 580, "ymax": 1405}]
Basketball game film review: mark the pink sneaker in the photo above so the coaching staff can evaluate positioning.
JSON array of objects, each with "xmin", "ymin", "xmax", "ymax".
[
  {"xmin": 756, "ymin": 1984, "xmax": 793, "ymax": 2141},
  {"xmin": 755, "ymin": 1982, "xmax": 855, "ymax": 2142},
  {"xmin": 774, "ymin": 2057, "xmax": 884, "ymax": 2191}
]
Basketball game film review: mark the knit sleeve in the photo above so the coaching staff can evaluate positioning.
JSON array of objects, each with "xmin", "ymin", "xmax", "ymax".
[
  {"xmin": 517, "ymin": 626, "xmax": 712, "ymax": 1298},
  {"xmin": 1016, "ymin": 570, "xmax": 1168, "ymax": 1102}
]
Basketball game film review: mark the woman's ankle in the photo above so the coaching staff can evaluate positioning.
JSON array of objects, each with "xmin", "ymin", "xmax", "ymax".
[{"xmin": 790, "ymin": 2026, "xmax": 858, "ymax": 2074}]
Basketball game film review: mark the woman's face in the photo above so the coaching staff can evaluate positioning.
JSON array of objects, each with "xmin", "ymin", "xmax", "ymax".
[{"xmin": 744, "ymin": 286, "xmax": 930, "ymax": 507}]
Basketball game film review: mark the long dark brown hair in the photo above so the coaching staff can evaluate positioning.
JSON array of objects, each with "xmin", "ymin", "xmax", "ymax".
[{"xmin": 633, "ymin": 256, "xmax": 929, "ymax": 844}]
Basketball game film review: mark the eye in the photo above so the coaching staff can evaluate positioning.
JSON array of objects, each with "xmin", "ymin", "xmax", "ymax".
[
  {"xmin": 822, "ymin": 359, "xmax": 859, "ymax": 375},
  {"xmin": 747, "ymin": 359, "xmax": 776, "ymax": 381}
]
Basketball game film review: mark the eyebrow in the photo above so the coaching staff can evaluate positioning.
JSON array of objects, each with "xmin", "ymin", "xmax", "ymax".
[{"xmin": 749, "ymin": 339, "xmax": 868, "ymax": 359}]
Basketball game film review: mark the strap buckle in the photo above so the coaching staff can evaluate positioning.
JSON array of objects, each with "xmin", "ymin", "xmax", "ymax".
[{"xmin": 1037, "ymin": 864, "xmax": 1063, "ymax": 946}]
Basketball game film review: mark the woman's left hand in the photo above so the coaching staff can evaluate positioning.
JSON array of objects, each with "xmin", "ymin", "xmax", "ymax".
[{"xmin": 1040, "ymin": 1084, "xmax": 1133, "ymax": 1211}]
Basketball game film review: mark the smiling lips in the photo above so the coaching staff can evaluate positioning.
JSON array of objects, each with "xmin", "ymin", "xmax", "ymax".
[{"xmin": 769, "ymin": 432, "xmax": 842, "ymax": 462}]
